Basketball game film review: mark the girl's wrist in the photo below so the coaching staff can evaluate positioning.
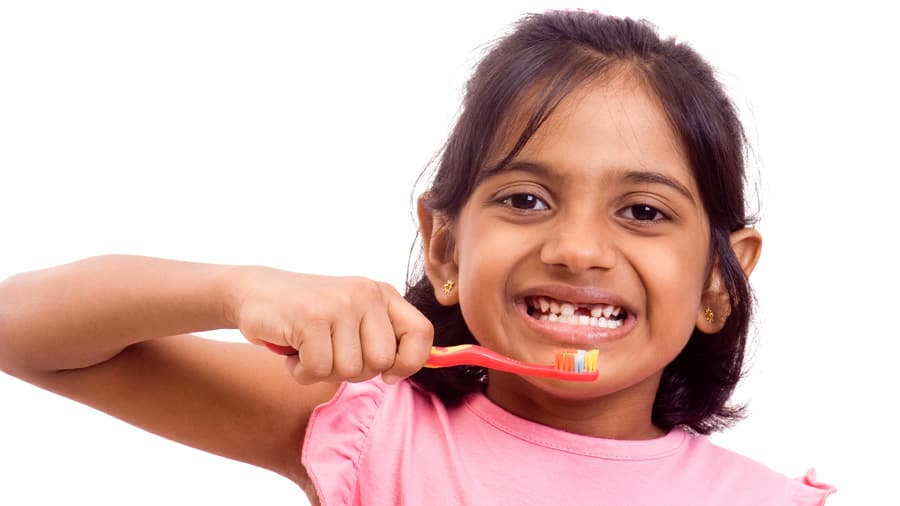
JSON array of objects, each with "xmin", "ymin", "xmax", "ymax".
[{"xmin": 214, "ymin": 264, "xmax": 260, "ymax": 331}]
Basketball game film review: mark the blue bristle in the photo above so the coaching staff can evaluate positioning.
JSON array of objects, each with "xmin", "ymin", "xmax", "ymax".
[{"xmin": 574, "ymin": 349, "xmax": 585, "ymax": 373}]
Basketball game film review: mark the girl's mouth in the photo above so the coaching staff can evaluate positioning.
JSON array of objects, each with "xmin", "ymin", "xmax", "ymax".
[{"xmin": 524, "ymin": 296, "xmax": 628, "ymax": 329}]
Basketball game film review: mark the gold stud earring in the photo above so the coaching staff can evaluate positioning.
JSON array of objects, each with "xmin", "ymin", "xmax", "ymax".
[
  {"xmin": 442, "ymin": 280, "xmax": 455, "ymax": 295},
  {"xmin": 704, "ymin": 307, "xmax": 715, "ymax": 323}
]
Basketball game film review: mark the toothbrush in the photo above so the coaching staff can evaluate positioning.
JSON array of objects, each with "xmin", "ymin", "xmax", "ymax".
[
  {"xmin": 263, "ymin": 342, "xmax": 599, "ymax": 382},
  {"xmin": 426, "ymin": 344, "xmax": 598, "ymax": 381}
]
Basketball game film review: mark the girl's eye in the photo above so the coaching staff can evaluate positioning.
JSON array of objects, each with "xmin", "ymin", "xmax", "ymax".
[
  {"xmin": 501, "ymin": 193, "xmax": 549, "ymax": 211},
  {"xmin": 620, "ymin": 204, "xmax": 667, "ymax": 221}
]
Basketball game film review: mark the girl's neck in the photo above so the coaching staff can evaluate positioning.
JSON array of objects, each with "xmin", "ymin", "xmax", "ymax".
[{"xmin": 484, "ymin": 372, "xmax": 666, "ymax": 440}]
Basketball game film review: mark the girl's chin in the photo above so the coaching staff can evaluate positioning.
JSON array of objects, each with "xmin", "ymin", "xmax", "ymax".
[{"xmin": 488, "ymin": 370, "xmax": 618, "ymax": 401}]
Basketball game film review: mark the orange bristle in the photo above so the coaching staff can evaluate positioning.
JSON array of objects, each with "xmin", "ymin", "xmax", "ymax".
[{"xmin": 554, "ymin": 349, "xmax": 599, "ymax": 372}]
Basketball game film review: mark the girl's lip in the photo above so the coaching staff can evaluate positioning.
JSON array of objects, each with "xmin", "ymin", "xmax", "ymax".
[
  {"xmin": 515, "ymin": 299, "xmax": 636, "ymax": 347},
  {"xmin": 516, "ymin": 284, "xmax": 635, "ymax": 313}
]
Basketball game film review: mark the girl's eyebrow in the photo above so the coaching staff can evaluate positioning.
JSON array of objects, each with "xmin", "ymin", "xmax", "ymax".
[
  {"xmin": 478, "ymin": 159, "xmax": 553, "ymax": 183},
  {"xmin": 621, "ymin": 170, "xmax": 696, "ymax": 204},
  {"xmin": 478, "ymin": 159, "xmax": 696, "ymax": 204}
]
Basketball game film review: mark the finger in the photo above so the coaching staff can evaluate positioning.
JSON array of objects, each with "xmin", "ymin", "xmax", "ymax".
[
  {"xmin": 381, "ymin": 288, "xmax": 434, "ymax": 384},
  {"xmin": 289, "ymin": 320, "xmax": 334, "ymax": 384},
  {"xmin": 330, "ymin": 316, "xmax": 364, "ymax": 379},
  {"xmin": 358, "ymin": 302, "xmax": 399, "ymax": 380}
]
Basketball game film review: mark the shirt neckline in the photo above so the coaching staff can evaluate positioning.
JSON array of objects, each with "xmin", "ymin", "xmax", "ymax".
[{"xmin": 463, "ymin": 391, "xmax": 689, "ymax": 460}]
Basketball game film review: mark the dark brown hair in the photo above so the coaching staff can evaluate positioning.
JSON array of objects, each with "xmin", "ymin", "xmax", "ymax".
[{"xmin": 406, "ymin": 10, "xmax": 755, "ymax": 435}]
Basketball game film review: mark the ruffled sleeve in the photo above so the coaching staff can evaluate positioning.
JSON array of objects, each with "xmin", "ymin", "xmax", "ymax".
[
  {"xmin": 788, "ymin": 468, "xmax": 836, "ymax": 505},
  {"xmin": 301, "ymin": 379, "xmax": 388, "ymax": 506}
]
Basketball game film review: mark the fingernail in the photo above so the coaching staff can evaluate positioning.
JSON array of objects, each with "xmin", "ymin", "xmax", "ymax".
[{"xmin": 381, "ymin": 373, "xmax": 400, "ymax": 385}]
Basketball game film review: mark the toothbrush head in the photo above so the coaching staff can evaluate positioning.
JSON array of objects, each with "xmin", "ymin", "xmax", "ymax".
[{"xmin": 554, "ymin": 349, "xmax": 599, "ymax": 373}]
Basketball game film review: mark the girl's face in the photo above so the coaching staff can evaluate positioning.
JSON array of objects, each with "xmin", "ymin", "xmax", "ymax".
[{"xmin": 446, "ymin": 76, "xmax": 714, "ymax": 435}]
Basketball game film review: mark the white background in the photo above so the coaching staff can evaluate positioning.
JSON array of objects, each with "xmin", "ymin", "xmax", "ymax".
[{"xmin": 1, "ymin": 1, "xmax": 895, "ymax": 504}]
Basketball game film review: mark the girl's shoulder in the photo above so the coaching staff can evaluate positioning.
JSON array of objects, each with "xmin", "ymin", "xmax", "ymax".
[
  {"xmin": 683, "ymin": 434, "xmax": 836, "ymax": 505},
  {"xmin": 300, "ymin": 377, "xmax": 458, "ymax": 505}
]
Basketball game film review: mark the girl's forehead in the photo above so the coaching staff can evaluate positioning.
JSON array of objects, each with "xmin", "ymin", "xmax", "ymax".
[{"xmin": 484, "ymin": 76, "xmax": 694, "ymax": 188}]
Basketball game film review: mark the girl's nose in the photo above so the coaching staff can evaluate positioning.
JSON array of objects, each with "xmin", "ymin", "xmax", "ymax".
[{"xmin": 539, "ymin": 216, "xmax": 617, "ymax": 274}]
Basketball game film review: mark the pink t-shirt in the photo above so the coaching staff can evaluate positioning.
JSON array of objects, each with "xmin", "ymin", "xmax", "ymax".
[{"xmin": 302, "ymin": 378, "xmax": 834, "ymax": 505}]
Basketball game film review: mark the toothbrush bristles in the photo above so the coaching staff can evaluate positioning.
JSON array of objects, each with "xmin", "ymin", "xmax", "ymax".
[{"xmin": 555, "ymin": 349, "xmax": 599, "ymax": 373}]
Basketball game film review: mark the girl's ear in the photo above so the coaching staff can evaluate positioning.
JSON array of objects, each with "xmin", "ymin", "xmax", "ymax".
[
  {"xmin": 417, "ymin": 194, "xmax": 460, "ymax": 306},
  {"xmin": 696, "ymin": 228, "xmax": 763, "ymax": 333}
]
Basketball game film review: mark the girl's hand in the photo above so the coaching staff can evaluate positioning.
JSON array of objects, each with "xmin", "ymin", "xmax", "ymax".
[{"xmin": 225, "ymin": 267, "xmax": 434, "ymax": 385}]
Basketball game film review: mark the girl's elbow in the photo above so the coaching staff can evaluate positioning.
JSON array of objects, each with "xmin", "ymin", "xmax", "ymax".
[
  {"xmin": 0, "ymin": 274, "xmax": 42, "ymax": 378},
  {"xmin": 0, "ymin": 317, "xmax": 23, "ymax": 378}
]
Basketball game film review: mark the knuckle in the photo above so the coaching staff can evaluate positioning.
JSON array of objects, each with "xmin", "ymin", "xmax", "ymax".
[
  {"xmin": 360, "ymin": 279, "xmax": 385, "ymax": 300},
  {"xmin": 413, "ymin": 320, "xmax": 435, "ymax": 340},
  {"xmin": 289, "ymin": 365, "xmax": 317, "ymax": 385},
  {"xmin": 346, "ymin": 276, "xmax": 383, "ymax": 299},
  {"xmin": 366, "ymin": 351, "xmax": 396, "ymax": 371},
  {"xmin": 387, "ymin": 357, "xmax": 415, "ymax": 377},
  {"xmin": 304, "ymin": 360, "xmax": 333, "ymax": 379},
  {"xmin": 336, "ymin": 291, "xmax": 356, "ymax": 308},
  {"xmin": 377, "ymin": 281, "xmax": 400, "ymax": 297},
  {"xmin": 335, "ymin": 357, "xmax": 364, "ymax": 378},
  {"xmin": 349, "ymin": 369, "xmax": 381, "ymax": 384}
]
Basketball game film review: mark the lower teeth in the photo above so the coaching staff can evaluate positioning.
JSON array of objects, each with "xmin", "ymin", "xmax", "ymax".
[{"xmin": 536, "ymin": 313, "xmax": 623, "ymax": 328}]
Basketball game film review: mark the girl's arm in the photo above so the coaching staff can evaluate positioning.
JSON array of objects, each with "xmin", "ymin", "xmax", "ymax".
[{"xmin": 0, "ymin": 255, "xmax": 433, "ymax": 491}]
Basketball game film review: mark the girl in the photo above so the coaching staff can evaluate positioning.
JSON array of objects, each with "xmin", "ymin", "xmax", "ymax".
[{"xmin": 0, "ymin": 10, "xmax": 834, "ymax": 505}]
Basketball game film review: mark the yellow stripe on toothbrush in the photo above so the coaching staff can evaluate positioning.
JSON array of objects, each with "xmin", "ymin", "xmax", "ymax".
[{"xmin": 429, "ymin": 344, "xmax": 474, "ymax": 355}]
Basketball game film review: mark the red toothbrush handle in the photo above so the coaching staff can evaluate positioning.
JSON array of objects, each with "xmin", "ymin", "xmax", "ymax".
[
  {"xmin": 427, "ymin": 344, "xmax": 597, "ymax": 382},
  {"xmin": 264, "ymin": 342, "xmax": 298, "ymax": 355}
]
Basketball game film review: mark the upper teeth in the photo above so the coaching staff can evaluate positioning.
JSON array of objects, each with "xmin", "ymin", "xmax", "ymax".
[{"xmin": 527, "ymin": 297, "xmax": 625, "ymax": 328}]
